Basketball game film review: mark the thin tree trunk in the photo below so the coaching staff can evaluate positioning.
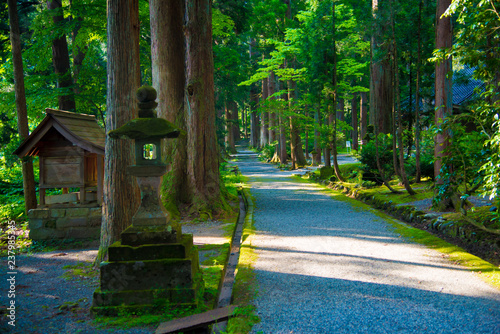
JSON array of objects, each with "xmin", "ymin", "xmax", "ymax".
[
  {"xmin": 325, "ymin": 113, "xmax": 332, "ymax": 168},
  {"xmin": 268, "ymin": 72, "xmax": 276, "ymax": 144},
  {"xmin": 260, "ymin": 77, "xmax": 269, "ymax": 147},
  {"xmin": 415, "ymin": 0, "xmax": 423, "ymax": 182},
  {"xmin": 351, "ymin": 93, "xmax": 359, "ymax": 151},
  {"xmin": 47, "ymin": 0, "xmax": 76, "ymax": 111},
  {"xmin": 150, "ymin": 0, "xmax": 189, "ymax": 207},
  {"xmin": 97, "ymin": 0, "xmax": 140, "ymax": 264},
  {"xmin": 8, "ymin": 0, "xmax": 37, "ymax": 213},
  {"xmin": 434, "ymin": 0, "xmax": 453, "ymax": 209},
  {"xmin": 225, "ymin": 100, "xmax": 237, "ymax": 154},
  {"xmin": 250, "ymin": 86, "xmax": 260, "ymax": 148},
  {"xmin": 232, "ymin": 101, "xmax": 240, "ymax": 142},
  {"xmin": 289, "ymin": 79, "xmax": 306, "ymax": 168},
  {"xmin": 305, "ymin": 109, "xmax": 310, "ymax": 160},
  {"xmin": 360, "ymin": 91, "xmax": 368, "ymax": 145},
  {"xmin": 185, "ymin": 0, "xmax": 223, "ymax": 212},
  {"xmin": 331, "ymin": 2, "xmax": 345, "ymax": 182},
  {"xmin": 393, "ymin": 11, "xmax": 415, "ymax": 195},
  {"xmin": 313, "ymin": 106, "xmax": 321, "ymax": 165}
]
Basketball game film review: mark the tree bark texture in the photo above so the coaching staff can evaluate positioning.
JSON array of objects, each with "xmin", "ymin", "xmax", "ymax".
[
  {"xmin": 260, "ymin": 77, "xmax": 269, "ymax": 147},
  {"xmin": 47, "ymin": 0, "xmax": 76, "ymax": 111},
  {"xmin": 150, "ymin": 0, "xmax": 190, "ymax": 206},
  {"xmin": 225, "ymin": 100, "xmax": 237, "ymax": 153},
  {"xmin": 313, "ymin": 106, "xmax": 321, "ymax": 165},
  {"xmin": 69, "ymin": 0, "xmax": 86, "ymax": 97},
  {"xmin": 351, "ymin": 94, "xmax": 359, "ymax": 151},
  {"xmin": 289, "ymin": 80, "xmax": 306, "ymax": 168},
  {"xmin": 434, "ymin": 0, "xmax": 453, "ymax": 183},
  {"xmin": 98, "ymin": 0, "xmax": 140, "ymax": 263},
  {"xmin": 267, "ymin": 72, "xmax": 277, "ymax": 144},
  {"xmin": 370, "ymin": 0, "xmax": 393, "ymax": 135},
  {"xmin": 250, "ymin": 85, "xmax": 260, "ymax": 148},
  {"xmin": 185, "ymin": 0, "xmax": 223, "ymax": 211},
  {"xmin": 8, "ymin": 0, "xmax": 37, "ymax": 212},
  {"xmin": 360, "ymin": 91, "xmax": 368, "ymax": 145},
  {"xmin": 331, "ymin": 2, "xmax": 344, "ymax": 182},
  {"xmin": 415, "ymin": 0, "xmax": 423, "ymax": 182}
]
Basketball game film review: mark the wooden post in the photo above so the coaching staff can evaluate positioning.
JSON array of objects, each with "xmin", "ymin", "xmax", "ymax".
[
  {"xmin": 97, "ymin": 155, "xmax": 103, "ymax": 205},
  {"xmin": 80, "ymin": 153, "xmax": 86, "ymax": 204}
]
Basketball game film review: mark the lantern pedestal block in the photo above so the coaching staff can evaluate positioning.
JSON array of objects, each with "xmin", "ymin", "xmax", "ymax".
[{"xmin": 91, "ymin": 234, "xmax": 203, "ymax": 316}]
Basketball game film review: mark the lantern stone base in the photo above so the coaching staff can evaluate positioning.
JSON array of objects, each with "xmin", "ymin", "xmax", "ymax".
[{"xmin": 91, "ymin": 232, "xmax": 203, "ymax": 316}]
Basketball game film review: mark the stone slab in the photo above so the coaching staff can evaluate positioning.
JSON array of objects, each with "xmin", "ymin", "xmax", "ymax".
[
  {"xmin": 56, "ymin": 217, "xmax": 87, "ymax": 229},
  {"xmin": 65, "ymin": 207, "xmax": 90, "ymax": 217},
  {"xmin": 45, "ymin": 193, "xmax": 78, "ymax": 205},
  {"xmin": 121, "ymin": 224, "xmax": 181, "ymax": 246},
  {"xmin": 29, "ymin": 227, "xmax": 65, "ymax": 240},
  {"xmin": 108, "ymin": 242, "xmax": 188, "ymax": 262},
  {"xmin": 28, "ymin": 208, "xmax": 49, "ymax": 219},
  {"xmin": 92, "ymin": 287, "xmax": 197, "ymax": 307},
  {"xmin": 99, "ymin": 259, "xmax": 194, "ymax": 291}
]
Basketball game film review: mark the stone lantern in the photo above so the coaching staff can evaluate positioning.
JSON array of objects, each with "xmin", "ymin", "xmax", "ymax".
[
  {"xmin": 92, "ymin": 86, "xmax": 202, "ymax": 315},
  {"xmin": 109, "ymin": 86, "xmax": 180, "ymax": 226}
]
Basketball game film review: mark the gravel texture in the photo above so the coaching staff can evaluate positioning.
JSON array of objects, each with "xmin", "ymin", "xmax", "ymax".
[
  {"xmin": 235, "ymin": 149, "xmax": 500, "ymax": 334},
  {"xmin": 1, "ymin": 222, "xmax": 229, "ymax": 334}
]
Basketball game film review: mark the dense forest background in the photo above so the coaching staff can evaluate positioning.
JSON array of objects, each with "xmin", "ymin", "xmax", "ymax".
[{"xmin": 1, "ymin": 0, "xmax": 499, "ymax": 228}]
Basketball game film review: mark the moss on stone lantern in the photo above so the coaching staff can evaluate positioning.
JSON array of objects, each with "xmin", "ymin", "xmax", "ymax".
[{"xmin": 108, "ymin": 85, "xmax": 182, "ymax": 227}]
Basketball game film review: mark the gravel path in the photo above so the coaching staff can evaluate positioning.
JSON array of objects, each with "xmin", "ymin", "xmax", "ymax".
[
  {"xmin": 0, "ymin": 222, "xmax": 229, "ymax": 334},
  {"xmin": 234, "ymin": 149, "xmax": 500, "ymax": 334}
]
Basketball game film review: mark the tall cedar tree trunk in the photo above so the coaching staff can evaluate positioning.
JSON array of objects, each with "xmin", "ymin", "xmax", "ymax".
[
  {"xmin": 278, "ymin": 80, "xmax": 287, "ymax": 164},
  {"xmin": 8, "ymin": 0, "xmax": 37, "ymax": 212},
  {"xmin": 351, "ymin": 93, "xmax": 359, "ymax": 151},
  {"xmin": 69, "ymin": 0, "xmax": 86, "ymax": 97},
  {"xmin": 250, "ymin": 85, "xmax": 260, "ymax": 148},
  {"xmin": 331, "ymin": 2, "xmax": 345, "ymax": 182},
  {"xmin": 185, "ymin": 0, "xmax": 223, "ymax": 212},
  {"xmin": 360, "ymin": 91, "xmax": 368, "ymax": 145},
  {"xmin": 150, "ymin": 0, "xmax": 190, "ymax": 208},
  {"xmin": 47, "ymin": 0, "xmax": 76, "ymax": 111},
  {"xmin": 260, "ymin": 76, "xmax": 269, "ymax": 147},
  {"xmin": 268, "ymin": 73, "xmax": 276, "ymax": 144},
  {"xmin": 415, "ymin": 0, "xmax": 423, "ymax": 182},
  {"xmin": 289, "ymin": 79, "xmax": 306, "ymax": 168},
  {"xmin": 97, "ymin": 0, "xmax": 140, "ymax": 264},
  {"xmin": 370, "ymin": 0, "xmax": 393, "ymax": 135},
  {"xmin": 392, "ymin": 11, "xmax": 415, "ymax": 195},
  {"xmin": 434, "ymin": 0, "xmax": 454, "ymax": 210}
]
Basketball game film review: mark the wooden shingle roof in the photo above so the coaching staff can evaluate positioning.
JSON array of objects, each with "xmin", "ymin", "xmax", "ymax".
[{"xmin": 14, "ymin": 108, "xmax": 105, "ymax": 157}]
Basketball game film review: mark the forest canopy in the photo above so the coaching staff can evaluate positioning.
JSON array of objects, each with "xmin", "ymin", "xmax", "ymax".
[{"xmin": 1, "ymin": 0, "xmax": 499, "ymax": 227}]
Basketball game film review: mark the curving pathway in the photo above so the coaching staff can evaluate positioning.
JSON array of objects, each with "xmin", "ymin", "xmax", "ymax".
[{"xmin": 234, "ymin": 148, "xmax": 500, "ymax": 334}]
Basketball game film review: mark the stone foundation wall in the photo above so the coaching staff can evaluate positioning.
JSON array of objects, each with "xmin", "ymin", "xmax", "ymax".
[{"xmin": 27, "ymin": 207, "xmax": 101, "ymax": 240}]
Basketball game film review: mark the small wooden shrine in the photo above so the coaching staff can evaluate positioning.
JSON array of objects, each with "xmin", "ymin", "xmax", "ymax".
[{"xmin": 14, "ymin": 108, "xmax": 105, "ymax": 207}]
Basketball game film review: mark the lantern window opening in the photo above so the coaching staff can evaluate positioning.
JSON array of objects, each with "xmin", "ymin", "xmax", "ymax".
[{"xmin": 143, "ymin": 143, "xmax": 157, "ymax": 160}]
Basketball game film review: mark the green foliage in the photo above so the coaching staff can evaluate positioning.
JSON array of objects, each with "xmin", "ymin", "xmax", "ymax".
[
  {"xmin": 405, "ymin": 130, "xmax": 435, "ymax": 181},
  {"xmin": 434, "ymin": 116, "xmax": 491, "ymax": 209},
  {"xmin": 258, "ymin": 144, "xmax": 275, "ymax": 161},
  {"xmin": 357, "ymin": 134, "xmax": 394, "ymax": 184}
]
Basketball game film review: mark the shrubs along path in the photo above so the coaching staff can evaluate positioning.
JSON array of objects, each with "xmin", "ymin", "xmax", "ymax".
[{"xmin": 234, "ymin": 149, "xmax": 500, "ymax": 333}]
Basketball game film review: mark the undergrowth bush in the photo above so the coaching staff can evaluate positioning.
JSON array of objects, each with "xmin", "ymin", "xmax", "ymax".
[{"xmin": 357, "ymin": 133, "xmax": 394, "ymax": 184}]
